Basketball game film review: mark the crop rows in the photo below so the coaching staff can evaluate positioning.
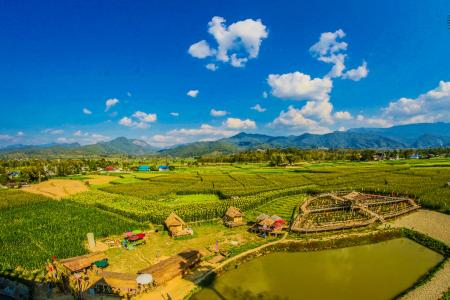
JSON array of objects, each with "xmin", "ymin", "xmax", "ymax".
[
  {"xmin": 70, "ymin": 186, "xmax": 315, "ymax": 223},
  {"xmin": 0, "ymin": 201, "xmax": 141, "ymax": 274}
]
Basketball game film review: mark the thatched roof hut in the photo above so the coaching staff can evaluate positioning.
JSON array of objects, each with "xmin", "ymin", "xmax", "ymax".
[
  {"xmin": 165, "ymin": 212, "xmax": 189, "ymax": 237},
  {"xmin": 259, "ymin": 218, "xmax": 275, "ymax": 226},
  {"xmin": 256, "ymin": 213, "xmax": 270, "ymax": 222},
  {"xmin": 224, "ymin": 207, "xmax": 245, "ymax": 227},
  {"xmin": 59, "ymin": 252, "xmax": 107, "ymax": 273},
  {"xmin": 138, "ymin": 249, "xmax": 201, "ymax": 285},
  {"xmin": 96, "ymin": 271, "xmax": 137, "ymax": 290}
]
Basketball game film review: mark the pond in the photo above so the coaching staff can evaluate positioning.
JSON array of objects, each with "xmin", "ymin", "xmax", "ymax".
[{"xmin": 191, "ymin": 238, "xmax": 442, "ymax": 300}]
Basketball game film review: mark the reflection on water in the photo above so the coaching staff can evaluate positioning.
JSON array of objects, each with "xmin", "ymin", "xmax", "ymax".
[{"xmin": 191, "ymin": 238, "xmax": 442, "ymax": 300}]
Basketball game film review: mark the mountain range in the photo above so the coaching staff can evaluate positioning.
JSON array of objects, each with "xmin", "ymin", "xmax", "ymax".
[{"xmin": 1, "ymin": 123, "xmax": 449, "ymax": 157}]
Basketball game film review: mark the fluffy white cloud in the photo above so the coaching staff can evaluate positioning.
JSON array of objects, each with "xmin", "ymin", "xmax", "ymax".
[
  {"xmin": 270, "ymin": 105, "xmax": 331, "ymax": 134},
  {"xmin": 251, "ymin": 104, "xmax": 266, "ymax": 112},
  {"xmin": 188, "ymin": 40, "xmax": 215, "ymax": 58},
  {"xmin": 382, "ymin": 81, "xmax": 450, "ymax": 124},
  {"xmin": 187, "ymin": 90, "xmax": 199, "ymax": 98},
  {"xmin": 210, "ymin": 109, "xmax": 229, "ymax": 117},
  {"xmin": 205, "ymin": 63, "xmax": 218, "ymax": 71},
  {"xmin": 224, "ymin": 117, "xmax": 256, "ymax": 129},
  {"xmin": 334, "ymin": 111, "xmax": 353, "ymax": 120},
  {"xmin": 342, "ymin": 61, "xmax": 369, "ymax": 81},
  {"xmin": 170, "ymin": 124, "xmax": 237, "ymax": 136},
  {"xmin": 16, "ymin": 131, "xmax": 25, "ymax": 137},
  {"xmin": 310, "ymin": 29, "xmax": 368, "ymax": 81},
  {"xmin": 105, "ymin": 98, "xmax": 119, "ymax": 111},
  {"xmin": 170, "ymin": 112, "xmax": 179, "ymax": 117},
  {"xmin": 262, "ymin": 91, "xmax": 268, "ymax": 99},
  {"xmin": 189, "ymin": 16, "xmax": 268, "ymax": 68},
  {"xmin": 119, "ymin": 111, "xmax": 157, "ymax": 129},
  {"xmin": 267, "ymin": 72, "xmax": 332, "ymax": 102},
  {"xmin": 133, "ymin": 111, "xmax": 157, "ymax": 123},
  {"xmin": 119, "ymin": 117, "xmax": 133, "ymax": 127},
  {"xmin": 310, "ymin": 29, "xmax": 347, "ymax": 57},
  {"xmin": 82, "ymin": 108, "xmax": 92, "ymax": 115}
]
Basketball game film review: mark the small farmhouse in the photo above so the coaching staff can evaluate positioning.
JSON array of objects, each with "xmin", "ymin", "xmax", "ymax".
[{"xmin": 58, "ymin": 252, "xmax": 107, "ymax": 274}]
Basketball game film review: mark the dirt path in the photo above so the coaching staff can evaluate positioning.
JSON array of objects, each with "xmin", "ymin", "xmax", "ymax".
[{"xmin": 390, "ymin": 210, "xmax": 450, "ymax": 300}]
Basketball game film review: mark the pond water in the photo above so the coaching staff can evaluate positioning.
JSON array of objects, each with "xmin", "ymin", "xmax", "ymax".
[{"xmin": 191, "ymin": 238, "xmax": 442, "ymax": 300}]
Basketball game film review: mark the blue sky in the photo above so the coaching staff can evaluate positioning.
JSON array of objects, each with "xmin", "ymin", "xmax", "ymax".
[{"xmin": 0, "ymin": 0, "xmax": 449, "ymax": 147}]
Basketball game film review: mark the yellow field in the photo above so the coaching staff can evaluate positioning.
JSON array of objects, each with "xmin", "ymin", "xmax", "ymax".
[{"xmin": 21, "ymin": 179, "xmax": 89, "ymax": 199}]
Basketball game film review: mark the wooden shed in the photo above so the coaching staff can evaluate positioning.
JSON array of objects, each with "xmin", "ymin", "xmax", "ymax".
[
  {"xmin": 165, "ymin": 213, "xmax": 190, "ymax": 237},
  {"xmin": 223, "ymin": 207, "xmax": 245, "ymax": 227},
  {"xmin": 90, "ymin": 271, "xmax": 139, "ymax": 296},
  {"xmin": 59, "ymin": 252, "xmax": 107, "ymax": 273},
  {"xmin": 138, "ymin": 249, "xmax": 201, "ymax": 285}
]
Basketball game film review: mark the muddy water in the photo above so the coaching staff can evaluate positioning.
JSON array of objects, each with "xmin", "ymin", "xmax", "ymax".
[{"xmin": 191, "ymin": 238, "xmax": 442, "ymax": 300}]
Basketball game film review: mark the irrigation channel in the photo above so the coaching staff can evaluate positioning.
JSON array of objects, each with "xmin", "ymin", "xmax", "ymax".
[{"xmin": 191, "ymin": 238, "xmax": 442, "ymax": 300}]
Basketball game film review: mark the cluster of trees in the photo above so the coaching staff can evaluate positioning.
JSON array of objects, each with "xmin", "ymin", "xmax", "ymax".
[{"xmin": 197, "ymin": 148, "xmax": 450, "ymax": 165}]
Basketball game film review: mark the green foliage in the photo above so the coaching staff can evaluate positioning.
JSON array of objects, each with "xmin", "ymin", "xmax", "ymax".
[{"xmin": 0, "ymin": 189, "xmax": 51, "ymax": 209}]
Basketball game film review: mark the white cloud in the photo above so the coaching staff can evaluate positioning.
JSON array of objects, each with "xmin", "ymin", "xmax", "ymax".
[
  {"xmin": 44, "ymin": 129, "xmax": 64, "ymax": 135},
  {"xmin": 0, "ymin": 134, "xmax": 13, "ymax": 141},
  {"xmin": 170, "ymin": 112, "xmax": 179, "ymax": 117},
  {"xmin": 381, "ymin": 81, "xmax": 450, "ymax": 124},
  {"xmin": 72, "ymin": 131, "xmax": 110, "ymax": 144},
  {"xmin": 133, "ymin": 111, "xmax": 157, "ymax": 123},
  {"xmin": 342, "ymin": 61, "xmax": 369, "ymax": 81},
  {"xmin": 119, "ymin": 111, "xmax": 157, "ymax": 129},
  {"xmin": 82, "ymin": 108, "xmax": 92, "ymax": 115},
  {"xmin": 188, "ymin": 40, "xmax": 215, "ymax": 59},
  {"xmin": 310, "ymin": 29, "xmax": 368, "ymax": 81},
  {"xmin": 251, "ymin": 104, "xmax": 266, "ymax": 112},
  {"xmin": 267, "ymin": 71, "xmax": 332, "ymax": 102},
  {"xmin": 189, "ymin": 16, "xmax": 268, "ymax": 68},
  {"xmin": 143, "ymin": 124, "xmax": 238, "ymax": 147},
  {"xmin": 127, "ymin": 91, "xmax": 132, "ymax": 97},
  {"xmin": 262, "ymin": 91, "xmax": 268, "ymax": 99},
  {"xmin": 105, "ymin": 98, "xmax": 119, "ymax": 111},
  {"xmin": 270, "ymin": 105, "xmax": 331, "ymax": 134},
  {"xmin": 16, "ymin": 131, "xmax": 25, "ymax": 137},
  {"xmin": 187, "ymin": 90, "xmax": 199, "ymax": 98},
  {"xmin": 205, "ymin": 63, "xmax": 218, "ymax": 71},
  {"xmin": 210, "ymin": 109, "xmax": 229, "ymax": 117},
  {"xmin": 230, "ymin": 54, "xmax": 248, "ymax": 67},
  {"xmin": 224, "ymin": 117, "xmax": 256, "ymax": 129},
  {"xmin": 310, "ymin": 29, "xmax": 347, "ymax": 57},
  {"xmin": 119, "ymin": 117, "xmax": 133, "ymax": 127},
  {"xmin": 334, "ymin": 111, "xmax": 353, "ymax": 120}
]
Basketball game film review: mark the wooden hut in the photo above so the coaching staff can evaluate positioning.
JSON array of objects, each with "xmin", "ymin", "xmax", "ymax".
[
  {"xmin": 223, "ymin": 207, "xmax": 245, "ymax": 227},
  {"xmin": 138, "ymin": 249, "xmax": 201, "ymax": 285},
  {"xmin": 165, "ymin": 213, "xmax": 190, "ymax": 237},
  {"xmin": 59, "ymin": 252, "xmax": 107, "ymax": 273}
]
